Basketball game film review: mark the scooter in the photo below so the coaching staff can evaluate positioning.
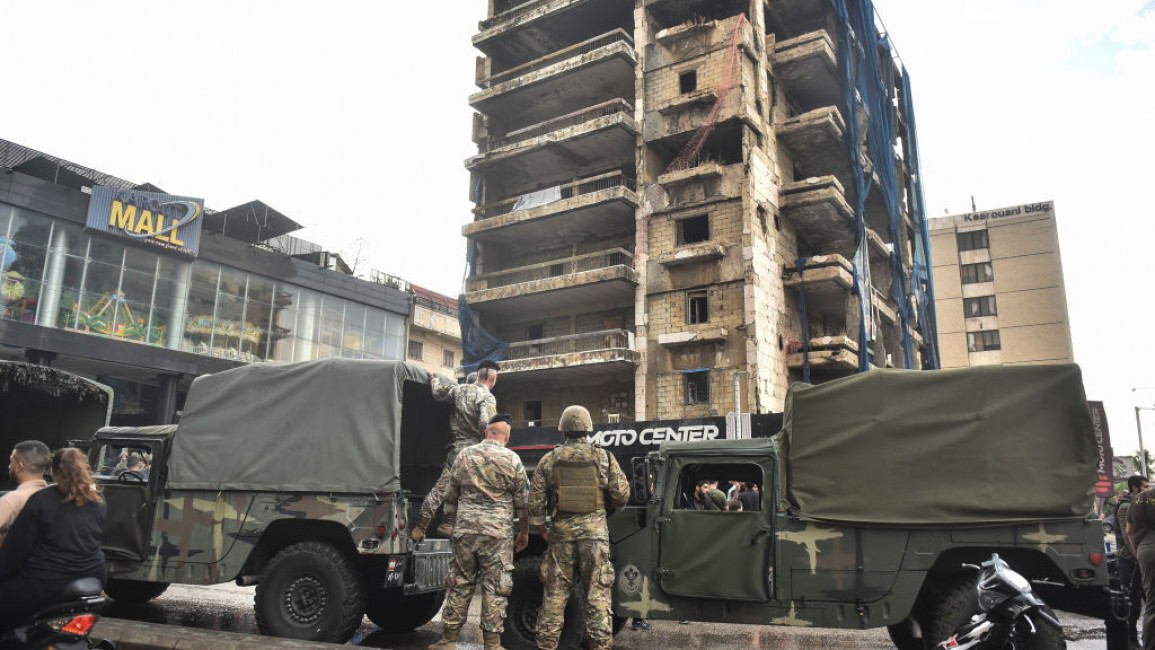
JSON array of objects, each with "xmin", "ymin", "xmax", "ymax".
[
  {"xmin": 938, "ymin": 553, "xmax": 1063, "ymax": 649},
  {"xmin": 0, "ymin": 577, "xmax": 116, "ymax": 650}
]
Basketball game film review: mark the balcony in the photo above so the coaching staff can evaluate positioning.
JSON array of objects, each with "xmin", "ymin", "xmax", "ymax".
[
  {"xmin": 784, "ymin": 254, "xmax": 900, "ymax": 333},
  {"xmin": 779, "ymin": 176, "xmax": 889, "ymax": 260},
  {"xmin": 472, "ymin": 30, "xmax": 636, "ymax": 131},
  {"xmin": 475, "ymin": 0, "xmax": 632, "ymax": 70},
  {"xmin": 771, "ymin": 30, "xmax": 841, "ymax": 112},
  {"xmin": 787, "ymin": 335, "xmax": 870, "ymax": 375},
  {"xmin": 466, "ymin": 99, "xmax": 638, "ymax": 196},
  {"xmin": 765, "ymin": 0, "xmax": 830, "ymax": 41},
  {"xmin": 465, "ymin": 248, "xmax": 638, "ymax": 319},
  {"xmin": 465, "ymin": 172, "xmax": 637, "ymax": 248},
  {"xmin": 654, "ymin": 160, "xmax": 745, "ymax": 211},
  {"xmin": 499, "ymin": 328, "xmax": 640, "ymax": 380}
]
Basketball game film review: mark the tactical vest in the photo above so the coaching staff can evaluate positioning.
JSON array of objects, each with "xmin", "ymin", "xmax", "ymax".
[{"xmin": 555, "ymin": 454, "xmax": 605, "ymax": 515}]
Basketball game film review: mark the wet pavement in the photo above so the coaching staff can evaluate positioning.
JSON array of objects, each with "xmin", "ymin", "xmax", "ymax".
[{"xmin": 100, "ymin": 582, "xmax": 1109, "ymax": 649}]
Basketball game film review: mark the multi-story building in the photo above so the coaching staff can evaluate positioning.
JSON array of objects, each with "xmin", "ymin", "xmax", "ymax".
[
  {"xmin": 930, "ymin": 200, "xmax": 1074, "ymax": 368},
  {"xmin": 461, "ymin": 0, "xmax": 939, "ymax": 426},
  {"xmin": 406, "ymin": 284, "xmax": 464, "ymax": 376},
  {"xmin": 0, "ymin": 139, "xmax": 409, "ymax": 425}
]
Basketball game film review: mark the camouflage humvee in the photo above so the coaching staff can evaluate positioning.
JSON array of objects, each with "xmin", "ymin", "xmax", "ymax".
[
  {"xmin": 91, "ymin": 359, "xmax": 455, "ymax": 643},
  {"xmin": 501, "ymin": 365, "xmax": 1117, "ymax": 650}
]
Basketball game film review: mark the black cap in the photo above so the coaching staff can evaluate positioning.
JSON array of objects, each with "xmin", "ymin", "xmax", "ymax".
[
  {"xmin": 478, "ymin": 360, "xmax": 500, "ymax": 372},
  {"xmin": 489, "ymin": 413, "xmax": 513, "ymax": 427}
]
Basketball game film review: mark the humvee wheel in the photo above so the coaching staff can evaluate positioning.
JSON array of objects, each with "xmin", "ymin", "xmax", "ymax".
[
  {"xmin": 365, "ymin": 588, "xmax": 445, "ymax": 631},
  {"xmin": 886, "ymin": 619, "xmax": 924, "ymax": 650},
  {"xmin": 501, "ymin": 555, "xmax": 585, "ymax": 650},
  {"xmin": 255, "ymin": 541, "xmax": 365, "ymax": 643},
  {"xmin": 612, "ymin": 614, "xmax": 627, "ymax": 635},
  {"xmin": 104, "ymin": 579, "xmax": 169, "ymax": 604}
]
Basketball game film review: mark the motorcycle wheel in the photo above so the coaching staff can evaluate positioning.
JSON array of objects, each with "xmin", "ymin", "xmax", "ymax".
[
  {"xmin": 924, "ymin": 577, "xmax": 981, "ymax": 648},
  {"xmin": 1011, "ymin": 609, "xmax": 1066, "ymax": 650}
]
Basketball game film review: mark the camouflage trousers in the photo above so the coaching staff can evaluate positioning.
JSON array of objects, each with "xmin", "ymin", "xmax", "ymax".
[
  {"xmin": 441, "ymin": 533, "xmax": 514, "ymax": 633},
  {"xmin": 536, "ymin": 539, "xmax": 615, "ymax": 650},
  {"xmin": 418, "ymin": 438, "xmax": 476, "ymax": 522}
]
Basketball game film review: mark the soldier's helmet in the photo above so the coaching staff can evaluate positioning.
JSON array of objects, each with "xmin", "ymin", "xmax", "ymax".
[{"xmin": 559, "ymin": 405, "xmax": 593, "ymax": 433}]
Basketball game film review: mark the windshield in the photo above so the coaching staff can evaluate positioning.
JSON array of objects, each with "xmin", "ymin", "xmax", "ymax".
[{"xmin": 92, "ymin": 441, "xmax": 155, "ymax": 481}]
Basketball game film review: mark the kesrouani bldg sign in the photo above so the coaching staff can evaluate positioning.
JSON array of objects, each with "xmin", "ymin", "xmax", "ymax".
[{"xmin": 86, "ymin": 185, "xmax": 205, "ymax": 256}]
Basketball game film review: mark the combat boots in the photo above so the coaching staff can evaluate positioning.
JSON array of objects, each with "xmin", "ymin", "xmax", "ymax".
[
  {"xmin": 426, "ymin": 625, "xmax": 459, "ymax": 650},
  {"xmin": 482, "ymin": 630, "xmax": 505, "ymax": 650},
  {"xmin": 434, "ymin": 511, "xmax": 457, "ymax": 538}
]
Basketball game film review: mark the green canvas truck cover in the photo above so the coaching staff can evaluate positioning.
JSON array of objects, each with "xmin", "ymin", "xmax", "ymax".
[
  {"xmin": 167, "ymin": 358, "xmax": 430, "ymax": 493},
  {"xmin": 779, "ymin": 364, "xmax": 1097, "ymax": 525}
]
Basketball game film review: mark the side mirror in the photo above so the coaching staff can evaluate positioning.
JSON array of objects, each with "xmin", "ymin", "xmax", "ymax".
[{"xmin": 631, "ymin": 457, "xmax": 651, "ymax": 504}]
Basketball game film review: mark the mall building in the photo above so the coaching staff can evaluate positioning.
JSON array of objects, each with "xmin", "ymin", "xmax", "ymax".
[{"xmin": 0, "ymin": 139, "xmax": 410, "ymax": 425}]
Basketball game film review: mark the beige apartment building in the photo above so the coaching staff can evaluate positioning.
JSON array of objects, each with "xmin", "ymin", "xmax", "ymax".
[
  {"xmin": 404, "ymin": 285, "xmax": 463, "ymax": 376},
  {"xmin": 462, "ymin": 0, "xmax": 939, "ymax": 426},
  {"xmin": 929, "ymin": 201, "xmax": 1073, "ymax": 368}
]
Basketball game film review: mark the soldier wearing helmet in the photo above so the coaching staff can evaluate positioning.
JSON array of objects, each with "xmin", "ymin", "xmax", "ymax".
[{"xmin": 528, "ymin": 405, "xmax": 630, "ymax": 650}]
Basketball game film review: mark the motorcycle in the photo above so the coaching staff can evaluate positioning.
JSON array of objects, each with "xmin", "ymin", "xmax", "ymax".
[
  {"xmin": 0, "ymin": 577, "xmax": 116, "ymax": 650},
  {"xmin": 938, "ymin": 554, "xmax": 1063, "ymax": 649}
]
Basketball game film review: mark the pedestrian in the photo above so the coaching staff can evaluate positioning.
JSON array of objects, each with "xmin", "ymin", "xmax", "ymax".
[
  {"xmin": 0, "ymin": 440, "xmax": 50, "ymax": 548},
  {"xmin": 1124, "ymin": 475, "xmax": 1153, "ymax": 648},
  {"xmin": 737, "ymin": 482, "xmax": 761, "ymax": 512},
  {"xmin": 1128, "ymin": 480, "xmax": 1155, "ymax": 649},
  {"xmin": 0, "ymin": 448, "xmax": 106, "ymax": 632},
  {"xmin": 427, "ymin": 414, "xmax": 529, "ymax": 650},
  {"xmin": 529, "ymin": 405, "xmax": 630, "ymax": 650},
  {"xmin": 412, "ymin": 359, "xmax": 499, "ymax": 541},
  {"xmin": 692, "ymin": 480, "xmax": 726, "ymax": 510}
]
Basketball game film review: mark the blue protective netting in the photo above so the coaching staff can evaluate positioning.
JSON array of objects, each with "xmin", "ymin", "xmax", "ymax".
[
  {"xmin": 824, "ymin": 0, "xmax": 940, "ymax": 372},
  {"xmin": 459, "ymin": 178, "xmax": 511, "ymax": 371}
]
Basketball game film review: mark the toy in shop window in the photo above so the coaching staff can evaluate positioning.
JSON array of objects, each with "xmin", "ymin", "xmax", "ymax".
[
  {"xmin": 184, "ymin": 314, "xmax": 265, "ymax": 362},
  {"xmin": 65, "ymin": 291, "xmax": 166, "ymax": 344}
]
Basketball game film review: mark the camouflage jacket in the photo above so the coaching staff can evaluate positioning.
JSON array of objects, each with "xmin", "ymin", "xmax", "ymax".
[
  {"xmin": 529, "ymin": 439, "xmax": 630, "ymax": 542},
  {"xmin": 431, "ymin": 376, "xmax": 497, "ymax": 444},
  {"xmin": 444, "ymin": 439, "xmax": 529, "ymax": 538}
]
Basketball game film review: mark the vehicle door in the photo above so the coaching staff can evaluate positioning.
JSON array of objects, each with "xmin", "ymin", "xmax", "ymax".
[
  {"xmin": 91, "ymin": 438, "xmax": 163, "ymax": 562},
  {"xmin": 655, "ymin": 453, "xmax": 775, "ymax": 601}
]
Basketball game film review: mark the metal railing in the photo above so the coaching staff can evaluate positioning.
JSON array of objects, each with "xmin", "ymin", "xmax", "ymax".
[
  {"xmin": 467, "ymin": 247, "xmax": 632, "ymax": 292},
  {"xmin": 507, "ymin": 328, "xmax": 634, "ymax": 361},
  {"xmin": 481, "ymin": 98, "xmax": 633, "ymax": 153},
  {"xmin": 484, "ymin": 29, "xmax": 634, "ymax": 88},
  {"xmin": 474, "ymin": 171, "xmax": 637, "ymax": 220}
]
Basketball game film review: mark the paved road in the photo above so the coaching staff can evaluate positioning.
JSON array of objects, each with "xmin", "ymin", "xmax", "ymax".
[{"xmin": 101, "ymin": 582, "xmax": 1109, "ymax": 649}]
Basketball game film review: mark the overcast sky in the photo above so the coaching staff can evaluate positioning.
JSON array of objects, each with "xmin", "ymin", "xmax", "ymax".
[{"xmin": 3, "ymin": 1, "xmax": 1153, "ymax": 457}]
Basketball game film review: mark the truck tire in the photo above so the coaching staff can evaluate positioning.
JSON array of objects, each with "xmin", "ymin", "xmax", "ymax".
[
  {"xmin": 502, "ymin": 554, "xmax": 586, "ymax": 650},
  {"xmin": 886, "ymin": 619, "xmax": 924, "ymax": 650},
  {"xmin": 103, "ymin": 579, "xmax": 170, "ymax": 604},
  {"xmin": 254, "ymin": 541, "xmax": 365, "ymax": 643},
  {"xmin": 365, "ymin": 588, "xmax": 445, "ymax": 631},
  {"xmin": 924, "ymin": 578, "xmax": 1066, "ymax": 650}
]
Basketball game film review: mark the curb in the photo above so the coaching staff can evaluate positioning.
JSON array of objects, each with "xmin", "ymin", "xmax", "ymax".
[{"xmin": 94, "ymin": 618, "xmax": 347, "ymax": 650}]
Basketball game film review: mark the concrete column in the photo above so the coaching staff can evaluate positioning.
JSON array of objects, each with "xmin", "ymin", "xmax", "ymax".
[
  {"xmin": 294, "ymin": 291, "xmax": 318, "ymax": 361},
  {"xmin": 156, "ymin": 373, "xmax": 182, "ymax": 424},
  {"xmin": 166, "ymin": 263, "xmax": 192, "ymax": 351},
  {"xmin": 36, "ymin": 226, "xmax": 68, "ymax": 328}
]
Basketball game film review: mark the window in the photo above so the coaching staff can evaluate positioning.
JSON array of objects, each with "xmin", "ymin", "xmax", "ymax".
[
  {"xmin": 675, "ymin": 462, "xmax": 763, "ymax": 511},
  {"xmin": 678, "ymin": 215, "xmax": 709, "ymax": 245},
  {"xmin": 684, "ymin": 370, "xmax": 710, "ymax": 404},
  {"xmin": 407, "ymin": 340, "xmax": 423, "ymax": 360},
  {"xmin": 956, "ymin": 230, "xmax": 989, "ymax": 251},
  {"xmin": 524, "ymin": 401, "xmax": 542, "ymax": 427},
  {"xmin": 963, "ymin": 296, "xmax": 997, "ymax": 317},
  {"xmin": 527, "ymin": 323, "xmax": 544, "ymax": 340},
  {"xmin": 967, "ymin": 330, "xmax": 1001, "ymax": 352},
  {"xmin": 960, "ymin": 262, "xmax": 994, "ymax": 284},
  {"xmin": 687, "ymin": 290, "xmax": 708, "ymax": 324},
  {"xmin": 442, "ymin": 349, "xmax": 455, "ymax": 367},
  {"xmin": 679, "ymin": 69, "xmax": 698, "ymax": 94}
]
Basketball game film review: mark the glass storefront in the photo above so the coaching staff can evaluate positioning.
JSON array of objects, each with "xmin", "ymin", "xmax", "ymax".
[{"xmin": 0, "ymin": 202, "xmax": 405, "ymax": 363}]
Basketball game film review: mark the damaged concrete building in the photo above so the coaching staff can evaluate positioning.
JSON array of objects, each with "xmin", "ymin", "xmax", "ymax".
[{"xmin": 463, "ymin": 0, "xmax": 939, "ymax": 427}]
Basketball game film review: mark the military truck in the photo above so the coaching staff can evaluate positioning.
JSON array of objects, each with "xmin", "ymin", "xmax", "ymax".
[
  {"xmin": 501, "ymin": 364, "xmax": 1113, "ymax": 650},
  {"xmin": 88, "ymin": 359, "xmax": 455, "ymax": 643}
]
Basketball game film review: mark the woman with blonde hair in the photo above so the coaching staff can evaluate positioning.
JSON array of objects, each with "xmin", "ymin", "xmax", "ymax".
[{"xmin": 0, "ymin": 447, "xmax": 106, "ymax": 631}]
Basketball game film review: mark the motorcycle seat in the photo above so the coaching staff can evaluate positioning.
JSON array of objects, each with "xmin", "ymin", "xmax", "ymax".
[{"xmin": 59, "ymin": 577, "xmax": 104, "ymax": 600}]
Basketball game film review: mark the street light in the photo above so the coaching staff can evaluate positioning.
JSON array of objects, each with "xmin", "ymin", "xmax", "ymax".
[{"xmin": 1137, "ymin": 406, "xmax": 1155, "ymax": 479}]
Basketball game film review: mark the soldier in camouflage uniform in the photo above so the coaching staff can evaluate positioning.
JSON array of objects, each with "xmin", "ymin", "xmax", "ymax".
[
  {"xmin": 529, "ymin": 405, "xmax": 630, "ymax": 650},
  {"xmin": 412, "ymin": 360, "xmax": 499, "ymax": 541},
  {"xmin": 428, "ymin": 414, "xmax": 529, "ymax": 650}
]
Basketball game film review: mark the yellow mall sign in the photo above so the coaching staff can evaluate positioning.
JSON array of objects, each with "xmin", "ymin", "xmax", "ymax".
[{"xmin": 86, "ymin": 186, "xmax": 205, "ymax": 256}]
